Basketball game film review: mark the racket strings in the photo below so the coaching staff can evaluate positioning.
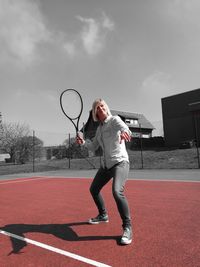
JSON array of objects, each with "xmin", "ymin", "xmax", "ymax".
[{"xmin": 60, "ymin": 90, "xmax": 83, "ymax": 120}]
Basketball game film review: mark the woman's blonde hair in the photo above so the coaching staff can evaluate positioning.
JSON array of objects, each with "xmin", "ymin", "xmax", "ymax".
[{"xmin": 92, "ymin": 98, "xmax": 112, "ymax": 121}]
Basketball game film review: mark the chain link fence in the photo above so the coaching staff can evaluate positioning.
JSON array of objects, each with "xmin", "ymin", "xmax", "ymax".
[{"xmin": 0, "ymin": 129, "xmax": 199, "ymax": 175}]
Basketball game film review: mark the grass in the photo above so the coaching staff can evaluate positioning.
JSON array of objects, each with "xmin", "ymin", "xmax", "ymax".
[
  {"xmin": 0, "ymin": 147, "xmax": 199, "ymax": 175},
  {"xmin": 129, "ymin": 147, "xmax": 199, "ymax": 169}
]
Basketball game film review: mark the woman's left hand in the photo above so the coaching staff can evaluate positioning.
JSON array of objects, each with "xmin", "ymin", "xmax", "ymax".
[{"xmin": 120, "ymin": 131, "xmax": 132, "ymax": 143}]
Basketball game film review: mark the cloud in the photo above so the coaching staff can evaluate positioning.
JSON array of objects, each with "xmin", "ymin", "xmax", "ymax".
[
  {"xmin": 138, "ymin": 71, "xmax": 173, "ymax": 120},
  {"xmin": 78, "ymin": 13, "xmax": 114, "ymax": 55},
  {"xmin": 77, "ymin": 16, "xmax": 102, "ymax": 55},
  {"xmin": 101, "ymin": 12, "xmax": 115, "ymax": 31},
  {"xmin": 142, "ymin": 71, "xmax": 171, "ymax": 92},
  {"xmin": 167, "ymin": 0, "xmax": 200, "ymax": 26},
  {"xmin": 0, "ymin": 1, "xmax": 114, "ymax": 66},
  {"xmin": 63, "ymin": 42, "xmax": 76, "ymax": 57},
  {"xmin": 0, "ymin": 0, "xmax": 51, "ymax": 66},
  {"xmin": 63, "ymin": 13, "xmax": 114, "ymax": 57},
  {"xmin": 161, "ymin": 0, "xmax": 200, "ymax": 63},
  {"xmin": 0, "ymin": 2, "xmax": 114, "ymax": 64}
]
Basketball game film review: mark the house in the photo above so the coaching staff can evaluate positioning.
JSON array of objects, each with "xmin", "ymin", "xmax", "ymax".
[
  {"xmin": 0, "ymin": 153, "xmax": 10, "ymax": 163},
  {"xmin": 162, "ymin": 88, "xmax": 200, "ymax": 147},
  {"xmin": 82, "ymin": 109, "xmax": 154, "ymax": 140}
]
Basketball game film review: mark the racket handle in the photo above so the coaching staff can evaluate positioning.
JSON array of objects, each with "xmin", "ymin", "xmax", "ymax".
[
  {"xmin": 76, "ymin": 132, "xmax": 85, "ymax": 145},
  {"xmin": 77, "ymin": 131, "xmax": 83, "ymax": 137}
]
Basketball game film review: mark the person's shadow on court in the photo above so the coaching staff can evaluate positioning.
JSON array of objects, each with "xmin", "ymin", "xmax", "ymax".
[{"xmin": 1, "ymin": 222, "xmax": 121, "ymax": 255}]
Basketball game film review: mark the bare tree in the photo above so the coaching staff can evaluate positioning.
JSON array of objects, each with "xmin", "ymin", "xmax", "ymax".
[{"xmin": 0, "ymin": 122, "xmax": 31, "ymax": 163}]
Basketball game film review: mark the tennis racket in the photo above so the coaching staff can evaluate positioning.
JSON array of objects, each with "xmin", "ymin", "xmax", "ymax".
[{"xmin": 60, "ymin": 89, "xmax": 83, "ymax": 135}]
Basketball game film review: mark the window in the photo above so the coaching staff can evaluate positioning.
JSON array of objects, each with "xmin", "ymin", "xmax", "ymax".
[
  {"xmin": 142, "ymin": 134, "xmax": 150, "ymax": 138},
  {"xmin": 125, "ymin": 118, "xmax": 138, "ymax": 126}
]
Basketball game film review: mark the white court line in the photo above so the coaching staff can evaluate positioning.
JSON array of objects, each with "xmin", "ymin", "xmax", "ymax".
[
  {"xmin": 0, "ymin": 230, "xmax": 111, "ymax": 267},
  {"xmin": 1, "ymin": 176, "xmax": 199, "ymax": 185},
  {"xmin": 0, "ymin": 177, "xmax": 50, "ymax": 185},
  {"xmin": 129, "ymin": 178, "xmax": 200, "ymax": 183},
  {"xmin": 0, "ymin": 177, "xmax": 199, "ymax": 185}
]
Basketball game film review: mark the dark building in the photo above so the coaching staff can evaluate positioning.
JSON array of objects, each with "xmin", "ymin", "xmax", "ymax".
[
  {"xmin": 161, "ymin": 88, "xmax": 200, "ymax": 147},
  {"xmin": 83, "ymin": 109, "xmax": 154, "ymax": 140}
]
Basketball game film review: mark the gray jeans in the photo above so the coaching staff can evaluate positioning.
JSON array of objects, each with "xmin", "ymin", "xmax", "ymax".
[{"xmin": 90, "ymin": 161, "xmax": 131, "ymax": 228}]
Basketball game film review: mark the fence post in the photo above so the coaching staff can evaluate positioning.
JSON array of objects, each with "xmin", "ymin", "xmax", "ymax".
[
  {"xmin": 193, "ymin": 113, "xmax": 200, "ymax": 168},
  {"xmin": 188, "ymin": 102, "xmax": 200, "ymax": 168},
  {"xmin": 68, "ymin": 133, "xmax": 71, "ymax": 169},
  {"xmin": 32, "ymin": 130, "xmax": 35, "ymax": 172},
  {"xmin": 139, "ymin": 123, "xmax": 144, "ymax": 169}
]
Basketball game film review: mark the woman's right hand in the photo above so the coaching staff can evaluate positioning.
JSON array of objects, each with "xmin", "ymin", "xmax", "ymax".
[{"xmin": 76, "ymin": 133, "xmax": 85, "ymax": 145}]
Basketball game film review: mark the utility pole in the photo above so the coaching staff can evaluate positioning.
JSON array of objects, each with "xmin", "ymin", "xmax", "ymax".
[
  {"xmin": 189, "ymin": 102, "xmax": 200, "ymax": 169},
  {"xmin": 139, "ymin": 123, "xmax": 144, "ymax": 169},
  {"xmin": 32, "ymin": 130, "xmax": 35, "ymax": 172}
]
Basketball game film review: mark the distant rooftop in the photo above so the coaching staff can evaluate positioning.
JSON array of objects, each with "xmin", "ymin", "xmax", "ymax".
[{"xmin": 111, "ymin": 110, "xmax": 154, "ymax": 129}]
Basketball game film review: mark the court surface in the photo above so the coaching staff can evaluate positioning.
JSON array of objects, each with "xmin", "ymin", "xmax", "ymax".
[{"xmin": 0, "ymin": 169, "xmax": 200, "ymax": 267}]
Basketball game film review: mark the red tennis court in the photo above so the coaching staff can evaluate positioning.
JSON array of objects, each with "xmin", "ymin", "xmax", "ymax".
[{"xmin": 0, "ymin": 176, "xmax": 200, "ymax": 267}]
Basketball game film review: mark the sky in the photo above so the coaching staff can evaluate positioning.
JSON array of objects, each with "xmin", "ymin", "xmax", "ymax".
[{"xmin": 1, "ymin": 0, "xmax": 200, "ymax": 145}]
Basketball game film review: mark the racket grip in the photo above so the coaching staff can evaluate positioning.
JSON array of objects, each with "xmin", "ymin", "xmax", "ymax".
[
  {"xmin": 76, "ymin": 131, "xmax": 85, "ymax": 145},
  {"xmin": 77, "ymin": 131, "xmax": 83, "ymax": 138}
]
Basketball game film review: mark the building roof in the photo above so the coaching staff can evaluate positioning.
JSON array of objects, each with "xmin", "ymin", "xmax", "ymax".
[
  {"xmin": 82, "ymin": 109, "xmax": 154, "ymax": 139},
  {"xmin": 111, "ymin": 110, "xmax": 154, "ymax": 130},
  {"xmin": 161, "ymin": 88, "xmax": 200, "ymax": 100},
  {"xmin": 188, "ymin": 101, "xmax": 200, "ymax": 112}
]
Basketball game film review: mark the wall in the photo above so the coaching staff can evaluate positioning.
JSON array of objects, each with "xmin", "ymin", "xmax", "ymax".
[{"xmin": 162, "ymin": 88, "xmax": 200, "ymax": 147}]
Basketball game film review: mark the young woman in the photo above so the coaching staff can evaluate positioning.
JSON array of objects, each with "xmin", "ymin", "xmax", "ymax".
[{"xmin": 76, "ymin": 98, "xmax": 132, "ymax": 245}]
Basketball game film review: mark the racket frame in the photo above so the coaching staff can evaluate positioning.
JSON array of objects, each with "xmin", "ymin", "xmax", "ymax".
[{"xmin": 60, "ymin": 88, "xmax": 83, "ymax": 135}]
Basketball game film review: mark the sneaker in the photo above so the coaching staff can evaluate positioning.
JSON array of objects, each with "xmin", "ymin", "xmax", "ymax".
[
  {"xmin": 120, "ymin": 227, "xmax": 132, "ymax": 245},
  {"xmin": 88, "ymin": 214, "xmax": 109, "ymax": 224}
]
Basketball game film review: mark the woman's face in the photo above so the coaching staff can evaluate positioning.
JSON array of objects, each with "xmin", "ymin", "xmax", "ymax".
[{"xmin": 96, "ymin": 101, "xmax": 108, "ymax": 122}]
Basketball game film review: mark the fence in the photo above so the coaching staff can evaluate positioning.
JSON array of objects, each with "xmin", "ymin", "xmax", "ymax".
[{"xmin": 0, "ymin": 129, "xmax": 200, "ymax": 175}]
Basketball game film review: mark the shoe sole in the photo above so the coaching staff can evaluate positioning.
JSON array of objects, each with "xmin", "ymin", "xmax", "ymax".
[
  {"xmin": 120, "ymin": 239, "xmax": 132, "ymax": 245},
  {"xmin": 88, "ymin": 220, "xmax": 109, "ymax": 225}
]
